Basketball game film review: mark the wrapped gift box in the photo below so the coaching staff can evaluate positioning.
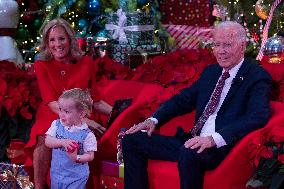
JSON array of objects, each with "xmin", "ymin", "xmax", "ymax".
[
  {"xmin": 159, "ymin": 0, "xmax": 213, "ymax": 27},
  {"xmin": 126, "ymin": 50, "xmax": 162, "ymax": 69},
  {"xmin": 100, "ymin": 175, "xmax": 124, "ymax": 189},
  {"xmin": 106, "ymin": 10, "xmax": 155, "ymax": 45},
  {"xmin": 102, "ymin": 161, "xmax": 124, "ymax": 178},
  {"xmin": 111, "ymin": 44, "xmax": 161, "ymax": 64},
  {"xmin": 101, "ymin": 161, "xmax": 124, "ymax": 189},
  {"xmin": 0, "ymin": 163, "xmax": 33, "ymax": 189},
  {"xmin": 164, "ymin": 25, "xmax": 213, "ymax": 49},
  {"xmin": 6, "ymin": 139, "xmax": 26, "ymax": 164}
]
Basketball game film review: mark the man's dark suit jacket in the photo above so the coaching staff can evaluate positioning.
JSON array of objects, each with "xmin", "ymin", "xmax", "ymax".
[{"xmin": 153, "ymin": 58, "xmax": 272, "ymax": 145}]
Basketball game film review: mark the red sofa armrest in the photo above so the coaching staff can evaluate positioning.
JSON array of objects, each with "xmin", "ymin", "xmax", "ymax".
[{"xmin": 97, "ymin": 80, "xmax": 165, "ymax": 159}]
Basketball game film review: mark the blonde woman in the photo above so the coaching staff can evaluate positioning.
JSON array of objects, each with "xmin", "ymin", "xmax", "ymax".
[{"xmin": 24, "ymin": 18, "xmax": 112, "ymax": 189}]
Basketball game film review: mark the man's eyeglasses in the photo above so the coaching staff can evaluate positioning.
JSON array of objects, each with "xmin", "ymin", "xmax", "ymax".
[{"xmin": 212, "ymin": 42, "xmax": 233, "ymax": 49}]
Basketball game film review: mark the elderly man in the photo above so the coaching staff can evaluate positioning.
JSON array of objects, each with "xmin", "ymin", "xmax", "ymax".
[{"xmin": 122, "ymin": 21, "xmax": 272, "ymax": 189}]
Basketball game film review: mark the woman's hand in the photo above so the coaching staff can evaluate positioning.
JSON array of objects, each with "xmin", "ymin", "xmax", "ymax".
[
  {"xmin": 47, "ymin": 101, "xmax": 59, "ymax": 114},
  {"xmin": 84, "ymin": 118, "xmax": 106, "ymax": 137},
  {"xmin": 93, "ymin": 100, "xmax": 113, "ymax": 115}
]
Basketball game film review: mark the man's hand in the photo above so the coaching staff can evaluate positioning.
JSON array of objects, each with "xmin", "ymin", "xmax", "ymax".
[
  {"xmin": 184, "ymin": 136, "xmax": 216, "ymax": 153},
  {"xmin": 85, "ymin": 118, "xmax": 106, "ymax": 137},
  {"xmin": 125, "ymin": 119, "xmax": 156, "ymax": 136}
]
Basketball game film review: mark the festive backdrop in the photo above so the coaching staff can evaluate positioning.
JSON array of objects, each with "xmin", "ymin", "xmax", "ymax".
[
  {"xmin": 1, "ymin": 2, "xmax": 284, "ymax": 188},
  {"xmin": 4, "ymin": 0, "xmax": 283, "ymax": 62}
]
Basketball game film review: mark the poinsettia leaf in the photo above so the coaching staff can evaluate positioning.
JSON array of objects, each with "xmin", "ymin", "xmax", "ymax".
[{"xmin": 0, "ymin": 78, "xmax": 7, "ymax": 96}]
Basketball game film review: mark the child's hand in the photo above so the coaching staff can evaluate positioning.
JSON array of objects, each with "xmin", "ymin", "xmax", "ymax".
[
  {"xmin": 61, "ymin": 139, "xmax": 78, "ymax": 153},
  {"xmin": 67, "ymin": 147, "xmax": 78, "ymax": 162}
]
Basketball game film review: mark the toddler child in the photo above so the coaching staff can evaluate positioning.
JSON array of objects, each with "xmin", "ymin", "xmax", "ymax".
[{"xmin": 45, "ymin": 88, "xmax": 97, "ymax": 189}]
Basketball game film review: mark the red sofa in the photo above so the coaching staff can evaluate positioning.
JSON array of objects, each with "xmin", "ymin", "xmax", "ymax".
[
  {"xmin": 7, "ymin": 51, "xmax": 284, "ymax": 188},
  {"xmin": 98, "ymin": 78, "xmax": 284, "ymax": 189},
  {"xmin": 147, "ymin": 101, "xmax": 284, "ymax": 189}
]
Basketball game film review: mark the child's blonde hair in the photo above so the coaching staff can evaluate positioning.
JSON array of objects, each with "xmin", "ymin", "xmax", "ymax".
[{"xmin": 59, "ymin": 88, "xmax": 93, "ymax": 116}]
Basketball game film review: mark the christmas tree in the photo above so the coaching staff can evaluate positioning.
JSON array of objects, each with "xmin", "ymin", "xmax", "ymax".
[
  {"xmin": 12, "ymin": 0, "xmax": 169, "ymax": 63},
  {"xmin": 214, "ymin": 0, "xmax": 284, "ymax": 57},
  {"xmin": 11, "ymin": 0, "xmax": 284, "ymax": 60}
]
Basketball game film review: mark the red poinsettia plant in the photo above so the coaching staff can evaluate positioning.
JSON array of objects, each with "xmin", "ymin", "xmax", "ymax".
[
  {"xmin": 128, "ymin": 49, "xmax": 216, "ymax": 117},
  {"xmin": 0, "ymin": 61, "xmax": 41, "ymax": 123},
  {"xmin": 130, "ymin": 48, "xmax": 216, "ymax": 87},
  {"xmin": 94, "ymin": 49, "xmax": 216, "ymax": 88}
]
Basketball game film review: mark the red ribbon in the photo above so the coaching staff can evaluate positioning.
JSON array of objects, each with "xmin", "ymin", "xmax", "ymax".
[{"xmin": 0, "ymin": 28, "xmax": 16, "ymax": 37}]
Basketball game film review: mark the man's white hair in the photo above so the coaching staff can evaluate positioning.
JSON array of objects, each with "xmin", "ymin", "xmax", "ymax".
[{"xmin": 214, "ymin": 21, "xmax": 246, "ymax": 42}]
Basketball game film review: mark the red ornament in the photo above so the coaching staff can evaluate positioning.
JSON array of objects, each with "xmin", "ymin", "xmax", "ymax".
[
  {"xmin": 252, "ymin": 32, "xmax": 260, "ymax": 41},
  {"xmin": 22, "ymin": 13, "xmax": 34, "ymax": 23},
  {"xmin": 17, "ymin": 0, "xmax": 25, "ymax": 5}
]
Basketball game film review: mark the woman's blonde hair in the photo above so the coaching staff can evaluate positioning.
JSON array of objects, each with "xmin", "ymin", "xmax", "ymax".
[
  {"xmin": 38, "ymin": 18, "xmax": 83, "ymax": 61},
  {"xmin": 59, "ymin": 88, "xmax": 93, "ymax": 116}
]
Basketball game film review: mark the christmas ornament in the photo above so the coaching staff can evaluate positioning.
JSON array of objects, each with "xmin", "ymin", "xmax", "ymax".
[
  {"xmin": 137, "ymin": 0, "xmax": 148, "ymax": 7},
  {"xmin": 263, "ymin": 36, "xmax": 284, "ymax": 63},
  {"xmin": 16, "ymin": 0, "xmax": 24, "ymax": 5},
  {"xmin": 68, "ymin": 0, "xmax": 75, "ymax": 6},
  {"xmin": 252, "ymin": 32, "xmax": 260, "ymax": 42},
  {"xmin": 75, "ymin": 0, "xmax": 87, "ymax": 14},
  {"xmin": 96, "ymin": 29, "xmax": 108, "ymax": 38},
  {"xmin": 78, "ymin": 18, "xmax": 87, "ymax": 29},
  {"xmin": 44, "ymin": 2, "xmax": 52, "ymax": 14},
  {"xmin": 87, "ymin": 0, "xmax": 100, "ymax": 14},
  {"xmin": 58, "ymin": 5, "xmax": 67, "ymax": 15},
  {"xmin": 16, "ymin": 25, "xmax": 30, "ymax": 39},
  {"xmin": 255, "ymin": 0, "xmax": 268, "ymax": 20},
  {"xmin": 22, "ymin": 13, "xmax": 34, "ymax": 23},
  {"xmin": 33, "ymin": 18, "xmax": 42, "ymax": 29}
]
